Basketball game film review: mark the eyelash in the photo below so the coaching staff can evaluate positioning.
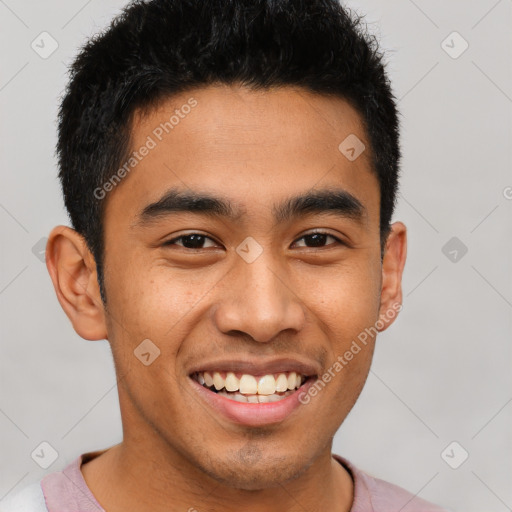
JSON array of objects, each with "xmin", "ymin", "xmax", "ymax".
[{"xmin": 163, "ymin": 230, "xmax": 345, "ymax": 250}]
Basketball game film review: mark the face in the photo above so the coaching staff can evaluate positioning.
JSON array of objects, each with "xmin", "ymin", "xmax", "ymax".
[{"xmin": 52, "ymin": 84, "xmax": 406, "ymax": 490}]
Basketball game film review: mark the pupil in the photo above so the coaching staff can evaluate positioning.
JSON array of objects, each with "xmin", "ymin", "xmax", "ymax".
[
  {"xmin": 306, "ymin": 233, "xmax": 326, "ymax": 247},
  {"xmin": 180, "ymin": 234, "xmax": 327, "ymax": 249},
  {"xmin": 183, "ymin": 234, "xmax": 205, "ymax": 248}
]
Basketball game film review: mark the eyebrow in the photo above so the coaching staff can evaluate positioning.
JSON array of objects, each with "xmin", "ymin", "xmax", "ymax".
[{"xmin": 136, "ymin": 186, "xmax": 367, "ymax": 227}]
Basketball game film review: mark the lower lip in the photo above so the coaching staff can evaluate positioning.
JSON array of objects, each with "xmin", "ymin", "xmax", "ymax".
[{"xmin": 189, "ymin": 376, "xmax": 317, "ymax": 427}]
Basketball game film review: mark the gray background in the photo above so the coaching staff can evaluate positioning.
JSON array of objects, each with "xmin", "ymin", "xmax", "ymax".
[{"xmin": 1, "ymin": 1, "xmax": 511, "ymax": 511}]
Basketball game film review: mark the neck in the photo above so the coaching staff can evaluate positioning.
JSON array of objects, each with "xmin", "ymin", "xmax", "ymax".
[{"xmin": 81, "ymin": 438, "xmax": 354, "ymax": 512}]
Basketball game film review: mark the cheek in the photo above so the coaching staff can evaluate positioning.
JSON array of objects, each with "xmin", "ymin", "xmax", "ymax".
[
  {"xmin": 108, "ymin": 257, "xmax": 178, "ymax": 320},
  {"xmin": 297, "ymin": 258, "xmax": 381, "ymax": 411},
  {"xmin": 105, "ymin": 259, "xmax": 218, "ymax": 356},
  {"xmin": 301, "ymin": 256, "xmax": 381, "ymax": 340}
]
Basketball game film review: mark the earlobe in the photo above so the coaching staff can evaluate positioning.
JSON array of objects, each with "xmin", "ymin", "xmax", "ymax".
[
  {"xmin": 46, "ymin": 225, "xmax": 107, "ymax": 341},
  {"xmin": 377, "ymin": 221, "xmax": 407, "ymax": 332}
]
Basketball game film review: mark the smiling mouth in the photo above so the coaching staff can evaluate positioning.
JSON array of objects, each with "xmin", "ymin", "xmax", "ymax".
[{"xmin": 190, "ymin": 370, "xmax": 314, "ymax": 403}]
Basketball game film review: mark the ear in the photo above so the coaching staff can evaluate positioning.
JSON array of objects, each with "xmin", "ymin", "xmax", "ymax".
[
  {"xmin": 377, "ymin": 221, "xmax": 407, "ymax": 332},
  {"xmin": 45, "ymin": 225, "xmax": 107, "ymax": 341}
]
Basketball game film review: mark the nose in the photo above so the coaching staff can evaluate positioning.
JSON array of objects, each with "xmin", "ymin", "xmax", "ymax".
[{"xmin": 212, "ymin": 251, "xmax": 306, "ymax": 343}]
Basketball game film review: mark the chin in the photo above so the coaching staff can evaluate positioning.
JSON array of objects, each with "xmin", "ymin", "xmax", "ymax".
[{"xmin": 199, "ymin": 449, "xmax": 313, "ymax": 491}]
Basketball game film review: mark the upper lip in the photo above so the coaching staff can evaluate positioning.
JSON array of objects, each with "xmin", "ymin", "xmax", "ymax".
[{"xmin": 188, "ymin": 357, "xmax": 320, "ymax": 377}]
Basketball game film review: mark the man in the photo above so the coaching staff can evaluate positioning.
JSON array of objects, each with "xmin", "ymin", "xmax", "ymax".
[{"xmin": 2, "ymin": 0, "xmax": 448, "ymax": 510}]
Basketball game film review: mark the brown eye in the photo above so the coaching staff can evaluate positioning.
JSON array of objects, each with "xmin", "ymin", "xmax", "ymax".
[
  {"xmin": 293, "ymin": 232, "xmax": 343, "ymax": 248},
  {"xmin": 164, "ymin": 234, "xmax": 218, "ymax": 249}
]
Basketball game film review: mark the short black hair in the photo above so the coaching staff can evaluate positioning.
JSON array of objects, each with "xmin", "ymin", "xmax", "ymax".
[{"xmin": 57, "ymin": 0, "xmax": 401, "ymax": 303}]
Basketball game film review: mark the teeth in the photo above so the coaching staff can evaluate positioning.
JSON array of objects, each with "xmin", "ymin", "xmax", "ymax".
[
  {"xmin": 213, "ymin": 372, "xmax": 224, "ymax": 391},
  {"xmin": 195, "ymin": 370, "xmax": 306, "ymax": 395},
  {"xmin": 257, "ymin": 375, "xmax": 276, "ymax": 395},
  {"xmin": 225, "ymin": 372, "xmax": 239, "ymax": 392},
  {"xmin": 239, "ymin": 374, "xmax": 258, "ymax": 394},
  {"xmin": 204, "ymin": 372, "xmax": 214, "ymax": 387},
  {"xmin": 216, "ymin": 389, "xmax": 296, "ymax": 403},
  {"xmin": 275, "ymin": 373, "xmax": 288, "ymax": 392},
  {"xmin": 288, "ymin": 372, "xmax": 298, "ymax": 390},
  {"xmin": 231, "ymin": 393, "xmax": 248, "ymax": 403}
]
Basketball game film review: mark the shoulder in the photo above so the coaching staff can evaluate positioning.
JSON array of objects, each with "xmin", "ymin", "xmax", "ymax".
[
  {"xmin": 356, "ymin": 470, "xmax": 449, "ymax": 511},
  {"xmin": 0, "ymin": 481, "xmax": 48, "ymax": 512},
  {"xmin": 333, "ymin": 455, "xmax": 451, "ymax": 512}
]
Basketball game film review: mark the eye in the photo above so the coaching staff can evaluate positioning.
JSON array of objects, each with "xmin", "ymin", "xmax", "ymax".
[
  {"xmin": 163, "ymin": 233, "xmax": 219, "ymax": 249},
  {"xmin": 163, "ymin": 230, "xmax": 344, "ymax": 251},
  {"xmin": 292, "ymin": 231, "xmax": 344, "ymax": 249}
]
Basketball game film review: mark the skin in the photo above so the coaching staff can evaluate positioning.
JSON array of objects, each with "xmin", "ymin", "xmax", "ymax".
[{"xmin": 46, "ymin": 84, "xmax": 407, "ymax": 512}]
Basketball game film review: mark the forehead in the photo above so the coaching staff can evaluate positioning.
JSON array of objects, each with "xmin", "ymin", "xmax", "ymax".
[{"xmin": 105, "ymin": 84, "xmax": 380, "ymax": 227}]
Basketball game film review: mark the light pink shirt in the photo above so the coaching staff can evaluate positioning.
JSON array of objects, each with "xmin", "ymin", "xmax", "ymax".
[{"xmin": 37, "ymin": 450, "xmax": 448, "ymax": 511}]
